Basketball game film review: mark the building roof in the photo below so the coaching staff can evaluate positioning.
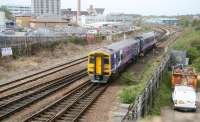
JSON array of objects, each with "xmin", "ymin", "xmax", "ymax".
[
  {"xmin": 15, "ymin": 13, "xmax": 32, "ymax": 17},
  {"xmin": 61, "ymin": 9, "xmax": 89, "ymax": 16},
  {"xmin": 31, "ymin": 16, "xmax": 69, "ymax": 23}
]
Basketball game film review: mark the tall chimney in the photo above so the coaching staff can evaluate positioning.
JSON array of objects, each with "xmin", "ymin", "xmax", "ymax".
[{"xmin": 77, "ymin": 0, "xmax": 81, "ymax": 24}]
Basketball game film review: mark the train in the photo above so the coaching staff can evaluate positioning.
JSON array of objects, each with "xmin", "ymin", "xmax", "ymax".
[{"xmin": 87, "ymin": 32, "xmax": 156, "ymax": 83}]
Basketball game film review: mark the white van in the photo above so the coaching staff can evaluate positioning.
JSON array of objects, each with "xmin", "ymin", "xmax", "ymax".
[{"xmin": 172, "ymin": 85, "xmax": 197, "ymax": 111}]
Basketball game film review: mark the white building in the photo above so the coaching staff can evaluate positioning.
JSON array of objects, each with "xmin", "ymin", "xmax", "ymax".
[
  {"xmin": 0, "ymin": 11, "xmax": 6, "ymax": 30},
  {"xmin": 6, "ymin": 5, "xmax": 31, "ymax": 16},
  {"xmin": 80, "ymin": 15, "xmax": 106, "ymax": 25},
  {"xmin": 80, "ymin": 14, "xmax": 134, "ymax": 26},
  {"xmin": 31, "ymin": 0, "xmax": 61, "ymax": 16}
]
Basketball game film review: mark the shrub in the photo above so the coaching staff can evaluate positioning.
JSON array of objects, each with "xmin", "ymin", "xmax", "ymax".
[
  {"xmin": 187, "ymin": 47, "xmax": 200, "ymax": 62},
  {"xmin": 192, "ymin": 58, "xmax": 200, "ymax": 72},
  {"xmin": 119, "ymin": 84, "xmax": 144, "ymax": 104},
  {"xmin": 120, "ymin": 71, "xmax": 136, "ymax": 85},
  {"xmin": 68, "ymin": 37, "xmax": 87, "ymax": 45}
]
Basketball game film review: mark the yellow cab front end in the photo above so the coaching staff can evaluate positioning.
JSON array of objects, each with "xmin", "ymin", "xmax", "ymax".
[{"xmin": 87, "ymin": 51, "xmax": 111, "ymax": 83}]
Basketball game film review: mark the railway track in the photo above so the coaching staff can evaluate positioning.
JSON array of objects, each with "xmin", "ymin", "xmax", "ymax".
[
  {"xmin": 23, "ymin": 82, "xmax": 108, "ymax": 122},
  {"xmin": 0, "ymin": 69, "xmax": 88, "ymax": 120},
  {"xmin": 0, "ymin": 56, "xmax": 87, "ymax": 94},
  {"xmin": 0, "ymin": 69, "xmax": 87, "ymax": 106}
]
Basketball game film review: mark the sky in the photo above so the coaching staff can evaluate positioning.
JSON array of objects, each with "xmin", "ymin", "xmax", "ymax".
[{"xmin": 0, "ymin": 0, "xmax": 200, "ymax": 16}]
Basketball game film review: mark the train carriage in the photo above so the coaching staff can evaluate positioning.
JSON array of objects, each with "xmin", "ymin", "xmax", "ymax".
[
  {"xmin": 88, "ymin": 39, "xmax": 140, "ymax": 83},
  {"xmin": 88, "ymin": 32, "xmax": 156, "ymax": 83}
]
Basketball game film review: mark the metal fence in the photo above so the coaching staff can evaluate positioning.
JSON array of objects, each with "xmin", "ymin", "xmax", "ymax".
[
  {"xmin": 0, "ymin": 36, "xmax": 69, "ymax": 48},
  {"xmin": 122, "ymin": 53, "xmax": 170, "ymax": 121}
]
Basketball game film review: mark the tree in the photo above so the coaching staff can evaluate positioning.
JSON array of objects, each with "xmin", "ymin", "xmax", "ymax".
[
  {"xmin": 179, "ymin": 16, "xmax": 190, "ymax": 27},
  {"xmin": 0, "ymin": 6, "xmax": 14, "ymax": 20},
  {"xmin": 192, "ymin": 19, "xmax": 200, "ymax": 30}
]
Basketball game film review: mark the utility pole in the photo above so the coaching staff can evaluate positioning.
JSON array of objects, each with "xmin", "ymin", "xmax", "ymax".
[{"xmin": 77, "ymin": 0, "xmax": 81, "ymax": 25}]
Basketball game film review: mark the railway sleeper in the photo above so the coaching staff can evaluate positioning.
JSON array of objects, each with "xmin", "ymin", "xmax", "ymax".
[
  {"xmin": 43, "ymin": 111, "xmax": 55, "ymax": 115},
  {"xmin": 40, "ymin": 114, "xmax": 52, "ymax": 118},
  {"xmin": 35, "ymin": 117, "xmax": 49, "ymax": 121},
  {"xmin": 57, "ymin": 119, "xmax": 73, "ymax": 122},
  {"xmin": 70, "ymin": 108, "xmax": 84, "ymax": 111},
  {"xmin": 60, "ymin": 116, "xmax": 74, "ymax": 120},
  {"xmin": 62, "ymin": 114, "xmax": 76, "ymax": 118}
]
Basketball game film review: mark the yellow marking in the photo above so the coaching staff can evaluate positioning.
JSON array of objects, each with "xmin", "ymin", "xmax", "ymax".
[{"xmin": 96, "ymin": 56, "xmax": 102, "ymax": 75}]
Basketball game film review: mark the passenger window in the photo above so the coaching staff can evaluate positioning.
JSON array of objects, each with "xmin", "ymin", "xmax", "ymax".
[
  {"xmin": 89, "ymin": 57, "xmax": 95, "ymax": 63},
  {"xmin": 104, "ymin": 58, "xmax": 109, "ymax": 64}
]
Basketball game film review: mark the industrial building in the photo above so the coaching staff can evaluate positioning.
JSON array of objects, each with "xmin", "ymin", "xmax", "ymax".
[
  {"xmin": 15, "ymin": 14, "xmax": 32, "ymax": 27},
  {"xmin": 79, "ymin": 13, "xmax": 134, "ymax": 26},
  {"xmin": 30, "ymin": 16, "xmax": 69, "ymax": 28},
  {"xmin": 31, "ymin": 0, "xmax": 61, "ymax": 16},
  {"xmin": 6, "ymin": 5, "xmax": 31, "ymax": 16},
  {"xmin": 144, "ymin": 18, "xmax": 179, "ymax": 25}
]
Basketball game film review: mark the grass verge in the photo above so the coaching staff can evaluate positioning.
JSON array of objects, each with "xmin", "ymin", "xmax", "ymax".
[
  {"xmin": 149, "ymin": 71, "xmax": 171, "ymax": 115},
  {"xmin": 119, "ymin": 54, "xmax": 165, "ymax": 104}
]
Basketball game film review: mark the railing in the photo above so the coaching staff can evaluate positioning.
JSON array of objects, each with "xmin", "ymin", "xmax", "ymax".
[{"xmin": 122, "ymin": 53, "xmax": 170, "ymax": 121}]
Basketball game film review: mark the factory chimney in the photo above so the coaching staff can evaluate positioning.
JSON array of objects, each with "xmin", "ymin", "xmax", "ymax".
[{"xmin": 77, "ymin": 0, "xmax": 81, "ymax": 24}]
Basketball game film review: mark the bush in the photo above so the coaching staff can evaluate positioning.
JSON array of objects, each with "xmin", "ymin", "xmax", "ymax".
[
  {"xmin": 192, "ymin": 58, "xmax": 200, "ymax": 72},
  {"xmin": 187, "ymin": 47, "xmax": 200, "ymax": 62},
  {"xmin": 191, "ymin": 39, "xmax": 200, "ymax": 50},
  {"xmin": 119, "ymin": 84, "xmax": 144, "ymax": 104},
  {"xmin": 120, "ymin": 71, "xmax": 136, "ymax": 85},
  {"xmin": 68, "ymin": 37, "xmax": 87, "ymax": 45}
]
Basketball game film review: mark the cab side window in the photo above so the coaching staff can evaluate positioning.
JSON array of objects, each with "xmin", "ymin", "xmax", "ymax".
[{"xmin": 89, "ymin": 56, "xmax": 95, "ymax": 63}]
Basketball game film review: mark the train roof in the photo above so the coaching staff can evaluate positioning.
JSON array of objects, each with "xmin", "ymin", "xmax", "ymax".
[{"xmin": 105, "ymin": 38, "xmax": 139, "ymax": 52}]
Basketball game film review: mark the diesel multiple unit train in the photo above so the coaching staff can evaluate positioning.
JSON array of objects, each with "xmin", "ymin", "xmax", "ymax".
[{"xmin": 87, "ymin": 32, "xmax": 156, "ymax": 83}]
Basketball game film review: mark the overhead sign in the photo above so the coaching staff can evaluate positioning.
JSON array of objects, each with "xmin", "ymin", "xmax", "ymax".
[{"xmin": 1, "ymin": 47, "xmax": 13, "ymax": 57}]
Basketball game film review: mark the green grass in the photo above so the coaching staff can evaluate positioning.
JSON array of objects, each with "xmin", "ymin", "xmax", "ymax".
[
  {"xmin": 149, "ymin": 71, "xmax": 171, "ymax": 115},
  {"xmin": 10, "ymin": 37, "xmax": 87, "ymax": 58},
  {"xmin": 119, "ymin": 55, "xmax": 165, "ymax": 104},
  {"xmin": 172, "ymin": 28, "xmax": 200, "ymax": 50}
]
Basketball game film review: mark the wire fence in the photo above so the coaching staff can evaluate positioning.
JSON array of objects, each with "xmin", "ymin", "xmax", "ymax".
[{"xmin": 0, "ymin": 36, "xmax": 68, "ymax": 48}]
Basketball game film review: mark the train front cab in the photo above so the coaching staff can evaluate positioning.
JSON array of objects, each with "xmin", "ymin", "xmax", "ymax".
[{"xmin": 88, "ymin": 51, "xmax": 111, "ymax": 83}]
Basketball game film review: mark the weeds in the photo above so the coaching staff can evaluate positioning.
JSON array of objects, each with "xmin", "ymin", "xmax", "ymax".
[{"xmin": 149, "ymin": 71, "xmax": 171, "ymax": 115}]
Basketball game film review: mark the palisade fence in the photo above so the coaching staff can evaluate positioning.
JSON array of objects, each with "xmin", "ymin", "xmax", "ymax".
[{"xmin": 122, "ymin": 53, "xmax": 171, "ymax": 122}]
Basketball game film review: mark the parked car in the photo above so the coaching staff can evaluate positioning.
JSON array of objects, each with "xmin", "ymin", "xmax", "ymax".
[{"xmin": 172, "ymin": 85, "xmax": 197, "ymax": 111}]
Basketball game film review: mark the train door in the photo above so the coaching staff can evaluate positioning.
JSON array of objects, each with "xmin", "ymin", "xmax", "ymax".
[{"xmin": 95, "ymin": 56, "xmax": 103, "ymax": 75}]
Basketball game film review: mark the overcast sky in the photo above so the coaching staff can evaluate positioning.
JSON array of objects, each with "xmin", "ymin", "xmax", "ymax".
[{"xmin": 0, "ymin": 0, "xmax": 200, "ymax": 15}]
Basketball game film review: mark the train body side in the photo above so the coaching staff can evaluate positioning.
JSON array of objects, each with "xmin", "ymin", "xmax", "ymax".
[
  {"xmin": 136, "ymin": 32, "xmax": 156, "ymax": 54},
  {"xmin": 88, "ymin": 39, "xmax": 140, "ymax": 83},
  {"xmin": 87, "ymin": 32, "xmax": 156, "ymax": 83}
]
